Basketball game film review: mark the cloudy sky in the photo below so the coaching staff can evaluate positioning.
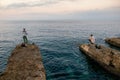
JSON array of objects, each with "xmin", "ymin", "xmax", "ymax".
[{"xmin": 0, "ymin": 0, "xmax": 120, "ymax": 20}]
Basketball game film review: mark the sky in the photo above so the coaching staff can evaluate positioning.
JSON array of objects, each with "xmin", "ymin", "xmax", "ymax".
[{"xmin": 0, "ymin": 0, "xmax": 120, "ymax": 20}]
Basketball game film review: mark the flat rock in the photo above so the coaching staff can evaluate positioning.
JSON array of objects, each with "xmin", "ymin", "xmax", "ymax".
[
  {"xmin": 0, "ymin": 44, "xmax": 46, "ymax": 80},
  {"xmin": 79, "ymin": 44, "xmax": 120, "ymax": 77},
  {"xmin": 105, "ymin": 37, "xmax": 120, "ymax": 48}
]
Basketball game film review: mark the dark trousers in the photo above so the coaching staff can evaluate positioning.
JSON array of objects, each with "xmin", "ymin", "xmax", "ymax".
[{"xmin": 23, "ymin": 36, "xmax": 28, "ymax": 43}]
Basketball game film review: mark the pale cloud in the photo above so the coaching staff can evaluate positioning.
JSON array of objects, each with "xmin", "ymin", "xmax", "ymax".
[
  {"xmin": 0, "ymin": 0, "xmax": 79, "ymax": 9},
  {"xmin": 0, "ymin": 0, "xmax": 120, "ymax": 20}
]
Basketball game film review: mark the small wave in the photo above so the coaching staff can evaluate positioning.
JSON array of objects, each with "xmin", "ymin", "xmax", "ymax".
[{"xmin": 47, "ymin": 71, "xmax": 84, "ymax": 79}]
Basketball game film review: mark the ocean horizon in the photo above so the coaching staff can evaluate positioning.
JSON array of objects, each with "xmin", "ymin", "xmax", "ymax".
[{"xmin": 0, "ymin": 20, "xmax": 120, "ymax": 80}]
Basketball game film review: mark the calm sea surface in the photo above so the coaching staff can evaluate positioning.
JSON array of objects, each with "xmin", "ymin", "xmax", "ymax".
[{"xmin": 0, "ymin": 20, "xmax": 120, "ymax": 80}]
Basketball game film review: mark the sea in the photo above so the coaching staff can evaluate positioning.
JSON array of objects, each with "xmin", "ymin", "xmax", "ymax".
[{"xmin": 0, "ymin": 20, "xmax": 120, "ymax": 80}]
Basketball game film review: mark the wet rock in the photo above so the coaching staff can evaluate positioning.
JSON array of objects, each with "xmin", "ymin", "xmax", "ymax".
[
  {"xmin": 79, "ymin": 44, "xmax": 120, "ymax": 77},
  {"xmin": 0, "ymin": 44, "xmax": 46, "ymax": 80},
  {"xmin": 105, "ymin": 37, "xmax": 120, "ymax": 48}
]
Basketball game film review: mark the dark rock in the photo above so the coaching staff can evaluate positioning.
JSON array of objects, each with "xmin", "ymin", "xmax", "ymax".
[
  {"xmin": 79, "ymin": 44, "xmax": 120, "ymax": 77},
  {"xmin": 0, "ymin": 44, "xmax": 46, "ymax": 80},
  {"xmin": 21, "ymin": 43, "xmax": 26, "ymax": 47}
]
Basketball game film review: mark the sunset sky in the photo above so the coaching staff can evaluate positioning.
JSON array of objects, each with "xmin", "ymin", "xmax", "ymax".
[{"xmin": 0, "ymin": 0, "xmax": 120, "ymax": 20}]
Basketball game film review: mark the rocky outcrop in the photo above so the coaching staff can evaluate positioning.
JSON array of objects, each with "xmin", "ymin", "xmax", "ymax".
[
  {"xmin": 105, "ymin": 37, "xmax": 120, "ymax": 48},
  {"xmin": 0, "ymin": 44, "xmax": 46, "ymax": 80},
  {"xmin": 79, "ymin": 44, "xmax": 120, "ymax": 77}
]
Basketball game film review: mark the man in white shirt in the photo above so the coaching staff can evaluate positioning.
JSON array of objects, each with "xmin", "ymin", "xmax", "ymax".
[
  {"xmin": 22, "ymin": 28, "xmax": 28, "ymax": 44},
  {"xmin": 89, "ymin": 34, "xmax": 95, "ymax": 44}
]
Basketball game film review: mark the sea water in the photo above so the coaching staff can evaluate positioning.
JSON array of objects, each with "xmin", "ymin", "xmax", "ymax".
[{"xmin": 0, "ymin": 20, "xmax": 120, "ymax": 80}]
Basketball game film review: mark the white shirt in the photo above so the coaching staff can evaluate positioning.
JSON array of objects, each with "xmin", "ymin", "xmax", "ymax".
[
  {"xmin": 89, "ymin": 36, "xmax": 95, "ymax": 43},
  {"xmin": 23, "ymin": 31, "xmax": 27, "ymax": 36}
]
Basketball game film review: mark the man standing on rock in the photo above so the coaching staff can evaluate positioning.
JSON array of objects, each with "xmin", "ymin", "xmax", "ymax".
[
  {"xmin": 22, "ymin": 28, "xmax": 28, "ymax": 44},
  {"xmin": 89, "ymin": 34, "xmax": 95, "ymax": 44}
]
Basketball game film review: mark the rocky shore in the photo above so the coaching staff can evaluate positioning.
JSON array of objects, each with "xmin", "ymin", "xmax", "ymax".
[
  {"xmin": 0, "ymin": 44, "xmax": 46, "ymax": 80},
  {"xmin": 105, "ymin": 37, "xmax": 120, "ymax": 48},
  {"xmin": 79, "ymin": 44, "xmax": 120, "ymax": 77}
]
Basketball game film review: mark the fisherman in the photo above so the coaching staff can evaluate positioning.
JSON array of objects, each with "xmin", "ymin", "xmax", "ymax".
[
  {"xmin": 22, "ymin": 28, "xmax": 28, "ymax": 44},
  {"xmin": 89, "ymin": 34, "xmax": 95, "ymax": 44}
]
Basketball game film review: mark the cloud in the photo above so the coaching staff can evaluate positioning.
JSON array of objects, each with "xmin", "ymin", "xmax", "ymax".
[
  {"xmin": 68, "ymin": 7, "xmax": 120, "ymax": 20},
  {"xmin": 7, "ymin": 3, "xmax": 29, "ymax": 8},
  {"xmin": 1, "ymin": 0, "xmax": 78, "ymax": 9},
  {"xmin": 6, "ymin": 1, "xmax": 56, "ymax": 9},
  {"xmin": 27, "ymin": 6, "xmax": 120, "ymax": 20},
  {"xmin": 8, "ymin": 7, "xmax": 119, "ymax": 20},
  {"xmin": 0, "ymin": 0, "xmax": 120, "ymax": 20}
]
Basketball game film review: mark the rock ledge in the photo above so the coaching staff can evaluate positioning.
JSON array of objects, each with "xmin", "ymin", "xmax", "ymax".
[
  {"xmin": 79, "ymin": 44, "xmax": 120, "ymax": 77},
  {"xmin": 0, "ymin": 44, "xmax": 46, "ymax": 80},
  {"xmin": 105, "ymin": 37, "xmax": 120, "ymax": 48}
]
